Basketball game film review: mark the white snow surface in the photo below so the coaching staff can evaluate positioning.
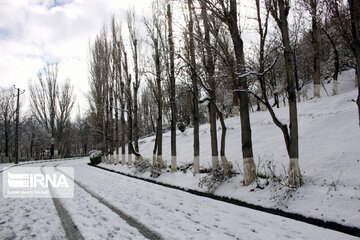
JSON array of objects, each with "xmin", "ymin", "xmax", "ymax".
[
  {"xmin": 0, "ymin": 163, "xmax": 67, "ymax": 239},
  {"xmin": 0, "ymin": 69, "xmax": 359, "ymax": 239},
  {"xmin": 62, "ymin": 159, "xmax": 357, "ymax": 239},
  {"xmin": 99, "ymin": 69, "xmax": 360, "ymax": 229}
]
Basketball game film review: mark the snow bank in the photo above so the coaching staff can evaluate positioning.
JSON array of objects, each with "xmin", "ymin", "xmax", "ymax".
[{"xmin": 99, "ymin": 69, "xmax": 360, "ymax": 228}]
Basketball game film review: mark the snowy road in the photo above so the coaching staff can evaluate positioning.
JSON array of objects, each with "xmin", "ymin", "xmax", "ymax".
[{"xmin": 0, "ymin": 158, "xmax": 358, "ymax": 239}]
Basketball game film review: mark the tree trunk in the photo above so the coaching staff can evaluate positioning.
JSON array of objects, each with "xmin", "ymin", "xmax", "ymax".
[
  {"xmin": 152, "ymin": 125, "xmax": 158, "ymax": 167},
  {"xmin": 154, "ymin": 39, "xmax": 164, "ymax": 168},
  {"xmin": 188, "ymin": 0, "xmax": 200, "ymax": 174},
  {"xmin": 215, "ymin": 107, "xmax": 230, "ymax": 175},
  {"xmin": 227, "ymin": 0, "xmax": 256, "ymax": 185},
  {"xmin": 349, "ymin": 0, "xmax": 360, "ymax": 127},
  {"xmin": 201, "ymin": 2, "xmax": 219, "ymax": 170},
  {"xmin": 311, "ymin": 0, "xmax": 321, "ymax": 98},
  {"xmin": 120, "ymin": 73, "xmax": 127, "ymax": 165},
  {"xmin": 127, "ymin": 76, "xmax": 133, "ymax": 167},
  {"xmin": 121, "ymin": 104, "xmax": 126, "ymax": 165},
  {"xmin": 293, "ymin": 48, "xmax": 301, "ymax": 102},
  {"xmin": 109, "ymin": 74, "xmax": 114, "ymax": 164},
  {"xmin": 30, "ymin": 138, "xmax": 34, "ymax": 159},
  {"xmin": 124, "ymin": 51, "xmax": 133, "ymax": 165},
  {"xmin": 209, "ymin": 102, "xmax": 219, "ymax": 169},
  {"xmin": 318, "ymin": 21, "xmax": 340, "ymax": 96},
  {"xmin": 115, "ymin": 82, "xmax": 119, "ymax": 164},
  {"xmin": 133, "ymin": 40, "xmax": 140, "ymax": 154},
  {"xmin": 5, "ymin": 118, "xmax": 9, "ymax": 161},
  {"xmin": 168, "ymin": 4, "xmax": 177, "ymax": 172},
  {"xmin": 277, "ymin": 0, "xmax": 301, "ymax": 186},
  {"xmin": 333, "ymin": 48, "xmax": 339, "ymax": 95},
  {"xmin": 104, "ymin": 71, "xmax": 110, "ymax": 163}
]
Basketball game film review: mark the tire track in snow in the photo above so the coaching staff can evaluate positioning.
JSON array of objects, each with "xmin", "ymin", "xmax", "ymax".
[
  {"xmin": 40, "ymin": 166, "xmax": 85, "ymax": 240},
  {"xmin": 52, "ymin": 163, "xmax": 163, "ymax": 240},
  {"xmin": 91, "ymin": 164, "xmax": 360, "ymax": 238}
]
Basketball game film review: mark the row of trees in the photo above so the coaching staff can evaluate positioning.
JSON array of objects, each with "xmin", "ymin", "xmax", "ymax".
[
  {"xmin": 0, "ymin": 65, "xmax": 85, "ymax": 162},
  {"xmin": 2, "ymin": 0, "xmax": 357, "ymax": 188},
  {"xmin": 87, "ymin": 0, "xmax": 359, "ymax": 187}
]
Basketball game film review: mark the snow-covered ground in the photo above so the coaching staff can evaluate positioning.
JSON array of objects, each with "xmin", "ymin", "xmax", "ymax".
[
  {"xmin": 0, "ymin": 70, "xmax": 358, "ymax": 239},
  {"xmin": 0, "ymin": 162, "xmax": 67, "ymax": 239},
  {"xmin": 99, "ymin": 69, "xmax": 360, "ymax": 229},
  {"xmin": 2, "ymin": 158, "xmax": 356, "ymax": 239}
]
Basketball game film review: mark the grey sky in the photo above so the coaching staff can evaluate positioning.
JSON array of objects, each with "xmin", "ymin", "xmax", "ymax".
[
  {"xmin": 0, "ymin": 0, "xmax": 151, "ymax": 115},
  {"xmin": 0, "ymin": 0, "xmax": 264, "ymax": 116}
]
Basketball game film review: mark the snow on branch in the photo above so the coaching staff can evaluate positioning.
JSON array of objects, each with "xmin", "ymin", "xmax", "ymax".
[
  {"xmin": 177, "ymin": 53, "xmax": 212, "ymax": 94},
  {"xmin": 236, "ymin": 54, "xmax": 279, "ymax": 78}
]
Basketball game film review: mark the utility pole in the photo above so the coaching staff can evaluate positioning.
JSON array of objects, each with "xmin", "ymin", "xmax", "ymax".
[{"xmin": 14, "ymin": 86, "xmax": 25, "ymax": 165}]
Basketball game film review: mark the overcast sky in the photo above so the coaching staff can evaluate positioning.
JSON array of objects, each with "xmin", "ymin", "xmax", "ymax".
[
  {"xmin": 0, "ymin": 0, "xmax": 151, "ymax": 115},
  {"xmin": 0, "ymin": 0, "xmax": 261, "ymax": 117}
]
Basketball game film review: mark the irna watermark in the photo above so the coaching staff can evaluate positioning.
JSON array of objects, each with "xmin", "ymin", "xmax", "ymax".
[{"xmin": 3, "ymin": 167, "xmax": 74, "ymax": 198}]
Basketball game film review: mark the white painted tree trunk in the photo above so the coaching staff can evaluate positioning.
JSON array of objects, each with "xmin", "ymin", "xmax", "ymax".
[
  {"xmin": 121, "ymin": 154, "xmax": 126, "ymax": 165},
  {"xmin": 333, "ymin": 80, "xmax": 338, "ymax": 95},
  {"xmin": 260, "ymin": 102, "xmax": 266, "ymax": 111},
  {"xmin": 101, "ymin": 156, "xmax": 104, "ymax": 163},
  {"xmin": 243, "ymin": 157, "xmax": 257, "ymax": 186},
  {"xmin": 296, "ymin": 90, "xmax": 301, "ymax": 102},
  {"xmin": 212, "ymin": 156, "xmax": 219, "ymax": 169},
  {"xmin": 171, "ymin": 156, "xmax": 177, "ymax": 172},
  {"xmin": 288, "ymin": 158, "xmax": 301, "ymax": 187},
  {"xmin": 157, "ymin": 155, "xmax": 164, "ymax": 168},
  {"xmin": 193, "ymin": 156, "xmax": 199, "ymax": 174},
  {"xmin": 110, "ymin": 154, "xmax": 114, "ymax": 164},
  {"xmin": 152, "ymin": 154, "xmax": 156, "ymax": 167},
  {"xmin": 105, "ymin": 155, "xmax": 109, "ymax": 164},
  {"xmin": 314, "ymin": 84, "xmax": 320, "ymax": 98},
  {"xmin": 220, "ymin": 156, "xmax": 231, "ymax": 176},
  {"xmin": 127, "ymin": 154, "xmax": 132, "ymax": 166},
  {"xmin": 232, "ymin": 106, "xmax": 239, "ymax": 116}
]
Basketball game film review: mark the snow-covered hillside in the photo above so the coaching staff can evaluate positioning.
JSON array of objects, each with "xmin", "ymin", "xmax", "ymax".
[{"xmin": 100, "ymin": 69, "xmax": 360, "ymax": 228}]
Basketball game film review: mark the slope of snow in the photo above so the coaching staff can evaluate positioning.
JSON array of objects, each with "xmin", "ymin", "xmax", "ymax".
[{"xmin": 100, "ymin": 69, "xmax": 360, "ymax": 228}]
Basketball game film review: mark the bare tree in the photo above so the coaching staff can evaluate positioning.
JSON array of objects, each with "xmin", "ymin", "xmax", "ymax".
[
  {"xmin": 0, "ymin": 88, "xmax": 16, "ymax": 163},
  {"xmin": 200, "ymin": 0, "xmax": 257, "ymax": 185},
  {"xmin": 123, "ymin": 47, "xmax": 133, "ymax": 165},
  {"xmin": 349, "ymin": 0, "xmax": 360, "ymax": 127},
  {"xmin": 303, "ymin": 0, "xmax": 321, "ymax": 98},
  {"xmin": 111, "ymin": 16, "xmax": 120, "ymax": 164},
  {"xmin": 316, "ymin": 17, "xmax": 340, "ymax": 95},
  {"xmin": 29, "ymin": 64, "xmax": 58, "ymax": 158},
  {"xmin": 112, "ymin": 22, "xmax": 128, "ymax": 165},
  {"xmin": 29, "ymin": 64, "xmax": 75, "ymax": 159},
  {"xmin": 326, "ymin": 0, "xmax": 359, "ymax": 124},
  {"xmin": 187, "ymin": 0, "xmax": 201, "ymax": 174},
  {"xmin": 21, "ymin": 114, "xmax": 47, "ymax": 160},
  {"xmin": 56, "ymin": 80, "xmax": 75, "ymax": 157},
  {"xmin": 127, "ymin": 9, "xmax": 141, "ymax": 155},
  {"xmin": 167, "ymin": 3, "xmax": 177, "ymax": 172},
  {"xmin": 88, "ymin": 34, "xmax": 106, "ymax": 158},
  {"xmin": 143, "ymin": 1, "xmax": 166, "ymax": 168},
  {"xmin": 200, "ymin": 1, "xmax": 219, "ymax": 170},
  {"xmin": 266, "ymin": 0, "xmax": 301, "ymax": 186}
]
